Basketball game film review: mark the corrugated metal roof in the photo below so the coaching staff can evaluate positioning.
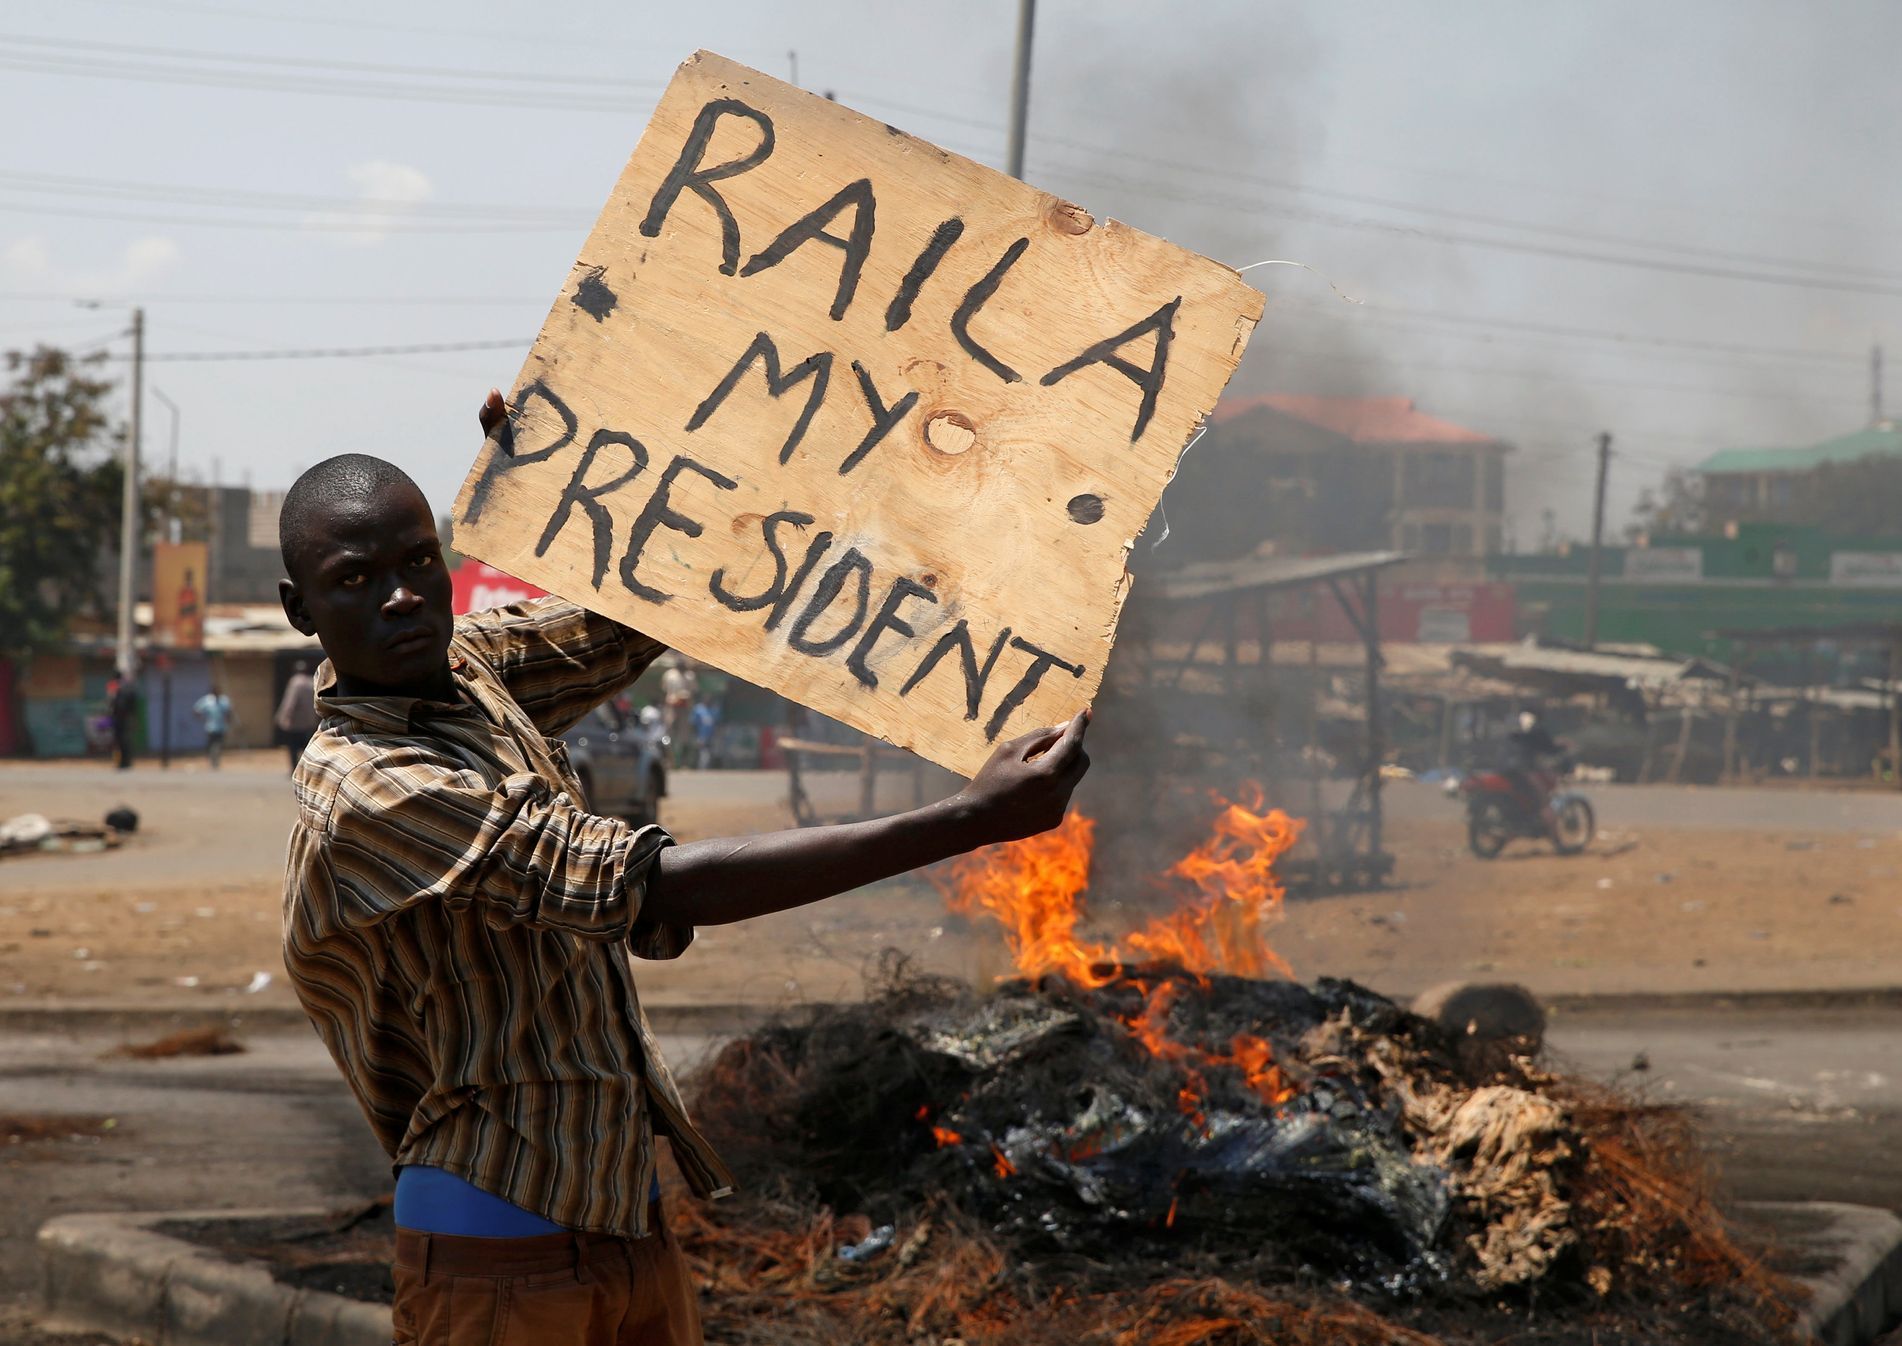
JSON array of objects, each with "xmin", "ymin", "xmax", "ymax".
[
  {"xmin": 1696, "ymin": 422, "xmax": 1902, "ymax": 475},
  {"xmin": 1212, "ymin": 394, "xmax": 1505, "ymax": 447},
  {"xmin": 1145, "ymin": 551, "xmax": 1409, "ymax": 602}
]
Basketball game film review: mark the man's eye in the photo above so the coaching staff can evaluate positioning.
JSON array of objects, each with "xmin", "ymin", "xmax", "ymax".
[
  {"xmin": 412, "ymin": 553, "xmax": 436, "ymax": 569},
  {"xmin": 339, "ymin": 573, "xmax": 367, "ymax": 588}
]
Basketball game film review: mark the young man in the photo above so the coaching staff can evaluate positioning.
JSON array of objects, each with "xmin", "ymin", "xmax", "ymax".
[
  {"xmin": 192, "ymin": 682, "xmax": 233, "ymax": 769},
  {"xmin": 278, "ymin": 390, "xmax": 1090, "ymax": 1346}
]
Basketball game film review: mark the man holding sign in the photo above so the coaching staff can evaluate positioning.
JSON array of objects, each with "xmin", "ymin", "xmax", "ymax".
[
  {"xmin": 281, "ymin": 49, "xmax": 1254, "ymax": 1346},
  {"xmin": 279, "ymin": 393, "xmax": 1089, "ymax": 1345}
]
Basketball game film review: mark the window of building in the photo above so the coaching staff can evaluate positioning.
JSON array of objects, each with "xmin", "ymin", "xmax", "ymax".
[
  {"xmin": 1420, "ymin": 522, "xmax": 1454, "ymax": 554},
  {"xmin": 1403, "ymin": 451, "xmax": 1476, "ymax": 508}
]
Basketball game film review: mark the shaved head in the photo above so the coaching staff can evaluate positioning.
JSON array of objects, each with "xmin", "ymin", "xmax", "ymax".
[{"xmin": 279, "ymin": 453, "xmax": 425, "ymax": 583}]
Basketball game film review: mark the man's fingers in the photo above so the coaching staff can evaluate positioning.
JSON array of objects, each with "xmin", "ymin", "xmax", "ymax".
[
  {"xmin": 1039, "ymin": 709, "xmax": 1091, "ymax": 770},
  {"xmin": 478, "ymin": 388, "xmax": 507, "ymax": 434},
  {"xmin": 1010, "ymin": 723, "xmax": 1066, "ymax": 762}
]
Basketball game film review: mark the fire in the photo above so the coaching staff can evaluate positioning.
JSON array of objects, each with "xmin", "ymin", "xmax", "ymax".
[
  {"xmin": 1129, "ymin": 782, "xmax": 1298, "ymax": 981},
  {"xmin": 931, "ymin": 1125, "xmax": 963, "ymax": 1147},
  {"xmin": 934, "ymin": 811, "xmax": 1119, "ymax": 987},
  {"xmin": 935, "ymin": 783, "xmax": 1308, "ymax": 1142}
]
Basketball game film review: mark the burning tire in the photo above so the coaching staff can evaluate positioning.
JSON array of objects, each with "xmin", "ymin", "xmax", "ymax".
[
  {"xmin": 1467, "ymin": 799, "xmax": 1511, "ymax": 859},
  {"xmin": 1551, "ymin": 795, "xmax": 1595, "ymax": 855}
]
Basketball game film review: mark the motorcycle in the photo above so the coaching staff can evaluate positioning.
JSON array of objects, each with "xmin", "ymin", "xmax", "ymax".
[{"xmin": 1449, "ymin": 761, "xmax": 1595, "ymax": 859}]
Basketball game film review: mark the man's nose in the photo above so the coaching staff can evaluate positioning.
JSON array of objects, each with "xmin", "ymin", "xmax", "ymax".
[{"xmin": 382, "ymin": 584, "xmax": 424, "ymax": 616}]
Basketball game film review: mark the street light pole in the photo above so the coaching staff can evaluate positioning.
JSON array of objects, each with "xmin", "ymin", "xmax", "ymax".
[
  {"xmin": 115, "ymin": 307, "xmax": 144, "ymax": 677},
  {"xmin": 1005, "ymin": 0, "xmax": 1036, "ymax": 179}
]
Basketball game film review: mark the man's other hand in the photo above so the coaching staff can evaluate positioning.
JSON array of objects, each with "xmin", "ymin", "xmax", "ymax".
[{"xmin": 952, "ymin": 710, "xmax": 1092, "ymax": 846}]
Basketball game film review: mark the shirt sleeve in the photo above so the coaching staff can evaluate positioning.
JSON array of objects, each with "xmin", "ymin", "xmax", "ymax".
[
  {"xmin": 456, "ymin": 597, "xmax": 667, "ymax": 738},
  {"xmin": 323, "ymin": 744, "xmax": 691, "ymax": 957}
]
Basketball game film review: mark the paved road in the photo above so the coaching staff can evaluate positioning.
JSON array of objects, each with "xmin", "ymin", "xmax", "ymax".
[
  {"xmin": 1382, "ymin": 777, "xmax": 1902, "ymax": 834},
  {"xmin": 1549, "ymin": 1003, "xmax": 1902, "ymax": 1209},
  {"xmin": 5, "ymin": 1003, "xmax": 1901, "ymax": 1307}
]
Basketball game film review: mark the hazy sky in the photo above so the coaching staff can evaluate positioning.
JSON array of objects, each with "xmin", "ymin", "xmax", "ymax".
[{"xmin": 4, "ymin": 0, "xmax": 1896, "ymax": 546}]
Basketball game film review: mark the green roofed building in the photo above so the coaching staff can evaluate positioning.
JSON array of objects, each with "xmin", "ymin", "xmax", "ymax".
[{"xmin": 1698, "ymin": 422, "xmax": 1902, "ymax": 524}]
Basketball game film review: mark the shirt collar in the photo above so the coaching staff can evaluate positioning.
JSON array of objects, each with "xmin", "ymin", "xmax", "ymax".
[{"xmin": 313, "ymin": 649, "xmax": 478, "ymax": 734}]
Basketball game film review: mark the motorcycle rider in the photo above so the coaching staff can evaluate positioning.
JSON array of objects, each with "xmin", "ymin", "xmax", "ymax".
[{"xmin": 1504, "ymin": 709, "xmax": 1566, "ymax": 829}]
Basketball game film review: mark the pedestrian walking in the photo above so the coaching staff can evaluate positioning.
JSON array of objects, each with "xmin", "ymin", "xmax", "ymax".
[
  {"xmin": 193, "ymin": 683, "xmax": 234, "ymax": 769},
  {"xmin": 274, "ymin": 660, "xmax": 317, "ymax": 770},
  {"xmin": 276, "ymin": 389, "xmax": 1090, "ymax": 1346}
]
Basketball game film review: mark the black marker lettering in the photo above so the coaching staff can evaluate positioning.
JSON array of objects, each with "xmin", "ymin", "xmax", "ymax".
[
  {"xmin": 950, "ymin": 236, "xmax": 1030, "ymax": 383},
  {"xmin": 739, "ymin": 178, "xmax": 876, "ymax": 321},
  {"xmin": 884, "ymin": 216, "xmax": 964, "ymax": 332},
  {"xmin": 900, "ymin": 620, "xmax": 1013, "ymax": 719},
  {"xmin": 686, "ymin": 332, "xmax": 833, "ymax": 466},
  {"xmin": 461, "ymin": 379, "xmax": 576, "ymax": 524},
  {"xmin": 535, "ymin": 429, "xmax": 649, "ymax": 588},
  {"xmin": 763, "ymin": 529, "xmax": 835, "ymax": 631},
  {"xmin": 982, "ymin": 637, "xmax": 1086, "ymax": 741},
  {"xmin": 638, "ymin": 98, "xmax": 776, "ymax": 276},
  {"xmin": 845, "ymin": 577, "xmax": 938, "ymax": 689},
  {"xmin": 1040, "ymin": 296, "xmax": 1180, "ymax": 441},
  {"xmin": 617, "ymin": 455, "xmax": 738, "ymax": 604},
  {"xmin": 786, "ymin": 548, "xmax": 872, "ymax": 656},
  {"xmin": 838, "ymin": 360, "xmax": 920, "ymax": 474}
]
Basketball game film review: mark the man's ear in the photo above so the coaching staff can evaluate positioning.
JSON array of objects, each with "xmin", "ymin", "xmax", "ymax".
[{"xmin": 279, "ymin": 578, "xmax": 317, "ymax": 637}]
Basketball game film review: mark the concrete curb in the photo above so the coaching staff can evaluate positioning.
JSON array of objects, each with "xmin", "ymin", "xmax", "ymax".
[
  {"xmin": 39, "ymin": 1209, "xmax": 389, "ymax": 1346},
  {"xmin": 1751, "ymin": 1202, "xmax": 1902, "ymax": 1346},
  {"xmin": 16, "ymin": 985, "xmax": 1902, "ymax": 1041},
  {"xmin": 38, "ymin": 1201, "xmax": 1902, "ymax": 1346}
]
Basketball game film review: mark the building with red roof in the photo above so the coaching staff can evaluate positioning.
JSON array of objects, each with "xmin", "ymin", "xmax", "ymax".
[{"xmin": 1181, "ymin": 395, "xmax": 1511, "ymax": 560}]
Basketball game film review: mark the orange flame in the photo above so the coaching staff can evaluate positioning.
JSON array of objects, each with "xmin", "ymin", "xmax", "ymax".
[
  {"xmin": 934, "ymin": 811, "xmax": 1119, "ymax": 987},
  {"xmin": 932, "ymin": 1125, "xmax": 963, "ymax": 1147},
  {"xmin": 935, "ymin": 783, "xmax": 1307, "ymax": 1139},
  {"xmin": 990, "ymin": 1144, "xmax": 1017, "ymax": 1179}
]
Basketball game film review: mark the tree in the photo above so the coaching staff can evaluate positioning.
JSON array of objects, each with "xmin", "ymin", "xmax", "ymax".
[
  {"xmin": 1625, "ymin": 467, "xmax": 1706, "ymax": 541},
  {"xmin": 0, "ymin": 346, "xmax": 125, "ymax": 660}
]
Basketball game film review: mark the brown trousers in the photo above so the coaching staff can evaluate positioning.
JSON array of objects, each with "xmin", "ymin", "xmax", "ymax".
[{"xmin": 391, "ymin": 1204, "xmax": 701, "ymax": 1346}]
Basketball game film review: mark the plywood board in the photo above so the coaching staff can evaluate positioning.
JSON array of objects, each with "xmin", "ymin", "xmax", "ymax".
[{"xmin": 454, "ymin": 50, "xmax": 1262, "ymax": 777}]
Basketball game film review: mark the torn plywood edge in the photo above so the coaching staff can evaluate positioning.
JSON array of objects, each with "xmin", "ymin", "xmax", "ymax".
[{"xmin": 454, "ymin": 50, "xmax": 1262, "ymax": 776}]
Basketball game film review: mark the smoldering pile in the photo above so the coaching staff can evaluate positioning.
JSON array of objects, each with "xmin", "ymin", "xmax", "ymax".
[{"xmin": 679, "ymin": 964, "xmax": 1800, "ymax": 1346}]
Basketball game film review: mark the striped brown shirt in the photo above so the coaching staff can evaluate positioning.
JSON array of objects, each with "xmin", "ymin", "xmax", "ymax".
[{"xmin": 282, "ymin": 597, "xmax": 734, "ymax": 1237}]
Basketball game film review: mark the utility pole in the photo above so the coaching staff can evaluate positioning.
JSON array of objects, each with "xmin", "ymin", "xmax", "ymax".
[
  {"xmin": 1582, "ymin": 431, "xmax": 1612, "ymax": 650},
  {"xmin": 1873, "ymin": 343, "xmax": 1885, "ymax": 424},
  {"xmin": 787, "ymin": 50, "xmax": 798, "ymax": 87},
  {"xmin": 115, "ymin": 307, "xmax": 144, "ymax": 678},
  {"xmin": 1005, "ymin": 0, "xmax": 1036, "ymax": 179}
]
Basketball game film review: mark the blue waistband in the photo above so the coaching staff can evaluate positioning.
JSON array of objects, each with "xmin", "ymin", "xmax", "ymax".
[{"xmin": 393, "ymin": 1165, "xmax": 663, "ymax": 1237}]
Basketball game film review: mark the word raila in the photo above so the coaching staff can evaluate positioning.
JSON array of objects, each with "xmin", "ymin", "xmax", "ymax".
[{"xmin": 464, "ymin": 94, "xmax": 1185, "ymax": 743}]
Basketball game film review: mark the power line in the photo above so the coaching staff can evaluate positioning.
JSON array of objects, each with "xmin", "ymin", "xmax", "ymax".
[
  {"xmin": 0, "ymin": 290, "xmax": 546, "ymax": 305},
  {"xmin": 1267, "ymin": 296, "xmax": 1868, "ymax": 367},
  {"xmin": 0, "ymin": 31, "xmax": 653, "ymax": 87},
  {"xmin": 0, "ymin": 37, "xmax": 656, "ymax": 112},
  {"xmin": 0, "ymin": 167, "xmax": 583, "ymax": 221},
  {"xmin": 0, "ymin": 197, "xmax": 581, "ymax": 234},
  {"xmin": 101, "ymin": 337, "xmax": 528, "ymax": 362},
  {"xmin": 841, "ymin": 87, "xmax": 1895, "ymax": 263}
]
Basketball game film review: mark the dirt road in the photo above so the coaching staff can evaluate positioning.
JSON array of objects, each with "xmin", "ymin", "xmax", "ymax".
[{"xmin": 5, "ymin": 758, "xmax": 1902, "ymax": 1009}]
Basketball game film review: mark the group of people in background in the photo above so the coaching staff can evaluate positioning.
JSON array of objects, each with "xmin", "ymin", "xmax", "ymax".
[{"xmin": 97, "ymin": 660, "xmax": 318, "ymax": 772}]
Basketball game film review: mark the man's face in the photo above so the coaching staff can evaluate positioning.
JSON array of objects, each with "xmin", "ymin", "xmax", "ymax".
[{"xmin": 279, "ymin": 485, "xmax": 454, "ymax": 694}]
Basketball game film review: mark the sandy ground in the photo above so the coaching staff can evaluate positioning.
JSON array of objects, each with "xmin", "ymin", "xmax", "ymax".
[{"xmin": 5, "ymin": 755, "xmax": 1902, "ymax": 1009}]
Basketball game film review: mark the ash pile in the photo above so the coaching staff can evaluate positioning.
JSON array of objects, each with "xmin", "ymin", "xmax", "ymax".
[
  {"xmin": 678, "ymin": 793, "xmax": 1798, "ymax": 1344},
  {"xmin": 692, "ymin": 961, "xmax": 1742, "ymax": 1300}
]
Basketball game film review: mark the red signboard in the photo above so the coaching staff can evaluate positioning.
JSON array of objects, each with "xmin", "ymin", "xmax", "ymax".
[
  {"xmin": 1271, "ymin": 581, "xmax": 1516, "ymax": 644},
  {"xmin": 451, "ymin": 561, "xmax": 548, "ymax": 616}
]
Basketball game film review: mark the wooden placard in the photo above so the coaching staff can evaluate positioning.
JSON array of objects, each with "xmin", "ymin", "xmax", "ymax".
[{"xmin": 454, "ymin": 51, "xmax": 1262, "ymax": 777}]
